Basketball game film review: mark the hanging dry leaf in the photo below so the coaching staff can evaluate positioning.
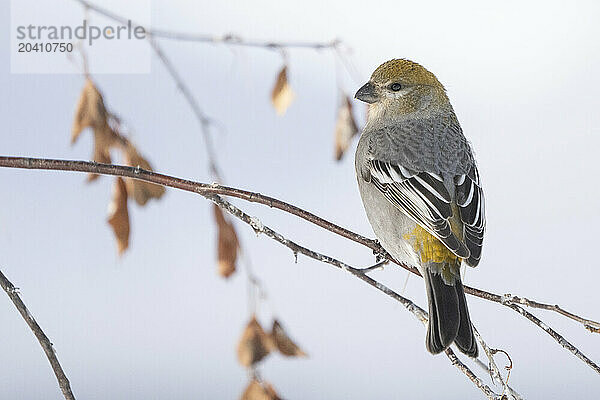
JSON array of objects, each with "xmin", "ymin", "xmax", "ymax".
[
  {"xmin": 213, "ymin": 204, "xmax": 238, "ymax": 278},
  {"xmin": 263, "ymin": 383, "xmax": 282, "ymax": 400},
  {"xmin": 270, "ymin": 319, "xmax": 307, "ymax": 357},
  {"xmin": 241, "ymin": 379, "xmax": 281, "ymax": 400},
  {"xmin": 92, "ymin": 126, "xmax": 114, "ymax": 164},
  {"xmin": 71, "ymin": 79, "xmax": 119, "ymax": 181},
  {"xmin": 123, "ymin": 144, "xmax": 166, "ymax": 205},
  {"xmin": 87, "ymin": 124, "xmax": 119, "ymax": 182},
  {"xmin": 241, "ymin": 380, "xmax": 268, "ymax": 400},
  {"xmin": 107, "ymin": 177, "xmax": 130, "ymax": 255},
  {"xmin": 334, "ymin": 95, "xmax": 359, "ymax": 161},
  {"xmin": 71, "ymin": 79, "xmax": 108, "ymax": 144},
  {"xmin": 237, "ymin": 316, "xmax": 272, "ymax": 367},
  {"xmin": 271, "ymin": 66, "xmax": 294, "ymax": 115}
]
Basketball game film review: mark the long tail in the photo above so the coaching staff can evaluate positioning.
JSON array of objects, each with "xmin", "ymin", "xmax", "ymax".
[{"xmin": 424, "ymin": 265, "xmax": 478, "ymax": 357}]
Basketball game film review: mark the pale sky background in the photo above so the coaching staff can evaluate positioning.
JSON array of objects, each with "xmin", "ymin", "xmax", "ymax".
[{"xmin": 2, "ymin": 0, "xmax": 600, "ymax": 399}]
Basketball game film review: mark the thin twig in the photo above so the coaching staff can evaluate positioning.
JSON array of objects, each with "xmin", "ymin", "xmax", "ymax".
[
  {"xmin": 473, "ymin": 358, "xmax": 522, "ymax": 400},
  {"xmin": 500, "ymin": 293, "xmax": 600, "ymax": 333},
  {"xmin": 444, "ymin": 349, "xmax": 499, "ymax": 400},
  {"xmin": 146, "ymin": 38, "xmax": 222, "ymax": 181},
  {"xmin": 489, "ymin": 349, "xmax": 513, "ymax": 399},
  {"xmin": 501, "ymin": 300, "xmax": 600, "ymax": 374},
  {"xmin": 73, "ymin": 0, "xmax": 340, "ymax": 50},
  {"xmin": 1, "ymin": 156, "xmax": 599, "ymax": 377},
  {"xmin": 472, "ymin": 327, "xmax": 523, "ymax": 400},
  {"xmin": 0, "ymin": 269, "xmax": 76, "ymax": 400},
  {"xmin": 473, "ymin": 327, "xmax": 506, "ymax": 387}
]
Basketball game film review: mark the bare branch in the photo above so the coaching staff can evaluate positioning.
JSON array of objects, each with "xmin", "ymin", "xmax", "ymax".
[
  {"xmin": 444, "ymin": 349, "xmax": 499, "ymax": 400},
  {"xmin": 473, "ymin": 358, "xmax": 522, "ymax": 400},
  {"xmin": 1, "ymin": 156, "xmax": 599, "ymax": 378},
  {"xmin": 73, "ymin": 0, "xmax": 340, "ymax": 50},
  {"xmin": 0, "ymin": 269, "xmax": 76, "ymax": 400},
  {"xmin": 473, "ymin": 328, "xmax": 505, "ymax": 387},
  {"xmin": 501, "ymin": 299, "xmax": 600, "ymax": 374},
  {"xmin": 145, "ymin": 38, "xmax": 222, "ymax": 181},
  {"xmin": 472, "ymin": 328, "xmax": 523, "ymax": 400},
  {"xmin": 500, "ymin": 293, "xmax": 600, "ymax": 333}
]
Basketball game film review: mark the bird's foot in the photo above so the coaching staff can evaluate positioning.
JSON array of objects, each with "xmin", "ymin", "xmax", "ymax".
[{"xmin": 371, "ymin": 240, "xmax": 388, "ymax": 262}]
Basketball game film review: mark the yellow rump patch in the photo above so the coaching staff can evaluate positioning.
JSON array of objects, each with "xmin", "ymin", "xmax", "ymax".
[{"xmin": 403, "ymin": 225, "xmax": 458, "ymax": 264}]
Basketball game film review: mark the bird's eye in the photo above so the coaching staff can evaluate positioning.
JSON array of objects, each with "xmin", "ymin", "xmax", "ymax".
[{"xmin": 389, "ymin": 83, "xmax": 403, "ymax": 91}]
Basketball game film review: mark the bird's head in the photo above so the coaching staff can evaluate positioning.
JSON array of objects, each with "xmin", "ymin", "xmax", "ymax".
[{"xmin": 355, "ymin": 59, "xmax": 449, "ymax": 119}]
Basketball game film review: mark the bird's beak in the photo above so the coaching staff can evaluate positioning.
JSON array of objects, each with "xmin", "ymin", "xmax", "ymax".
[{"xmin": 355, "ymin": 82, "xmax": 379, "ymax": 104}]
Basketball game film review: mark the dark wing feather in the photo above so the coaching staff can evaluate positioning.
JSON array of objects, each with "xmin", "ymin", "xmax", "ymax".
[
  {"xmin": 455, "ymin": 165, "xmax": 485, "ymax": 266},
  {"xmin": 369, "ymin": 160, "xmax": 470, "ymax": 259}
]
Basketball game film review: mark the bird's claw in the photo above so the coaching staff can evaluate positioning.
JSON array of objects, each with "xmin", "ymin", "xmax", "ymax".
[{"xmin": 371, "ymin": 241, "xmax": 388, "ymax": 263}]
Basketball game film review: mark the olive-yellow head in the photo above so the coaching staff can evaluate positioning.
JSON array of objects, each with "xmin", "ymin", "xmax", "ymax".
[{"xmin": 355, "ymin": 59, "xmax": 450, "ymax": 119}]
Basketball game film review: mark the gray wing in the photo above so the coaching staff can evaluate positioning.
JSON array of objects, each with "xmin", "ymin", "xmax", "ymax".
[
  {"xmin": 368, "ymin": 117, "xmax": 474, "ymax": 176},
  {"xmin": 368, "ymin": 160, "xmax": 470, "ymax": 259},
  {"xmin": 364, "ymin": 117, "xmax": 485, "ymax": 265},
  {"xmin": 455, "ymin": 165, "xmax": 485, "ymax": 267}
]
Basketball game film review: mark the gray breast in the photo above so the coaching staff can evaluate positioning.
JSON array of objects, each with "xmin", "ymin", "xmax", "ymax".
[{"xmin": 355, "ymin": 133, "xmax": 421, "ymax": 268}]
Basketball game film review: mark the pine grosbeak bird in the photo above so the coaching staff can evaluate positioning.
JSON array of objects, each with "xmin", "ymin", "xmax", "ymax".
[{"xmin": 354, "ymin": 59, "xmax": 484, "ymax": 357}]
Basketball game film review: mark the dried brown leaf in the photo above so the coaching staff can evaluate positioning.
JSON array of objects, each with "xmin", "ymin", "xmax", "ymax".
[
  {"xmin": 107, "ymin": 177, "xmax": 130, "ymax": 255},
  {"xmin": 213, "ymin": 204, "xmax": 238, "ymax": 278},
  {"xmin": 271, "ymin": 66, "xmax": 294, "ymax": 115},
  {"xmin": 241, "ymin": 379, "xmax": 281, "ymax": 400},
  {"xmin": 123, "ymin": 144, "xmax": 166, "ymax": 205},
  {"xmin": 71, "ymin": 79, "xmax": 108, "ymax": 144},
  {"xmin": 92, "ymin": 126, "xmax": 114, "ymax": 163},
  {"xmin": 237, "ymin": 316, "xmax": 272, "ymax": 367},
  {"xmin": 270, "ymin": 319, "xmax": 307, "ymax": 357},
  {"xmin": 334, "ymin": 96, "xmax": 358, "ymax": 161},
  {"xmin": 241, "ymin": 380, "xmax": 268, "ymax": 400},
  {"xmin": 86, "ymin": 123, "xmax": 119, "ymax": 182},
  {"xmin": 71, "ymin": 79, "xmax": 118, "ymax": 181},
  {"xmin": 263, "ymin": 383, "xmax": 282, "ymax": 400}
]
